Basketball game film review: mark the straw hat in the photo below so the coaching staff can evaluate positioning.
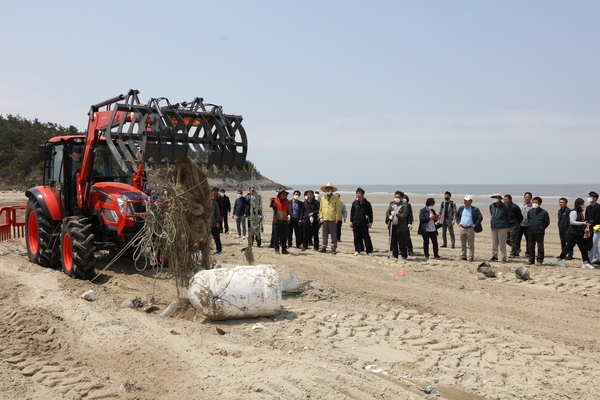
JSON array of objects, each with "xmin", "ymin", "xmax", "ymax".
[{"xmin": 320, "ymin": 182, "xmax": 338, "ymax": 192}]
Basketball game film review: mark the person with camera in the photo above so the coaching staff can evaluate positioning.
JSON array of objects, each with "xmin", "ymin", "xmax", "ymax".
[{"xmin": 418, "ymin": 198, "xmax": 440, "ymax": 260}]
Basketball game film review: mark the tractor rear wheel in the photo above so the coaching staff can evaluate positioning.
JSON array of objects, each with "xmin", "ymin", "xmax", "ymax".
[
  {"xmin": 61, "ymin": 217, "xmax": 96, "ymax": 280},
  {"xmin": 25, "ymin": 198, "xmax": 60, "ymax": 268}
]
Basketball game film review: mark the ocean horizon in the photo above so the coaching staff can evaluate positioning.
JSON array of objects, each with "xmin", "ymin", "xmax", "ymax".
[{"xmin": 285, "ymin": 183, "xmax": 599, "ymax": 203}]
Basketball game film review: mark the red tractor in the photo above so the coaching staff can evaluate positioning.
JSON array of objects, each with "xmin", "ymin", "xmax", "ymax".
[{"xmin": 24, "ymin": 89, "xmax": 247, "ymax": 279}]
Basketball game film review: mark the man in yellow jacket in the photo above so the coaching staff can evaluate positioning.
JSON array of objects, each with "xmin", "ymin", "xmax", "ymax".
[{"xmin": 319, "ymin": 183, "xmax": 340, "ymax": 254}]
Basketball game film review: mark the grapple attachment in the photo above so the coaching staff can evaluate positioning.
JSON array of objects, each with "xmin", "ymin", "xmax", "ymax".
[{"xmin": 90, "ymin": 90, "xmax": 248, "ymax": 170}]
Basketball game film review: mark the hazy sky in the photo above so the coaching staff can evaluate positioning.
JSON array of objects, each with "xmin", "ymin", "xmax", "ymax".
[{"xmin": 1, "ymin": 1, "xmax": 598, "ymax": 185}]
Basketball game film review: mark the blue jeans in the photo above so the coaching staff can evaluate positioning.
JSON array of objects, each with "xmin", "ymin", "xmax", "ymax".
[{"xmin": 589, "ymin": 231, "xmax": 600, "ymax": 263}]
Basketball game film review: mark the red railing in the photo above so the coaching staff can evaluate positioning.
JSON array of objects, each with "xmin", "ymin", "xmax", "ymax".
[{"xmin": 0, "ymin": 205, "xmax": 26, "ymax": 241}]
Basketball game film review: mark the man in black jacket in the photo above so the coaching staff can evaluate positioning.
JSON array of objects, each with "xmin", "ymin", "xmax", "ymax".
[
  {"xmin": 405, "ymin": 196, "xmax": 415, "ymax": 256},
  {"xmin": 527, "ymin": 197, "xmax": 550, "ymax": 266},
  {"xmin": 301, "ymin": 190, "xmax": 320, "ymax": 251},
  {"xmin": 350, "ymin": 188, "xmax": 374, "ymax": 256},
  {"xmin": 211, "ymin": 187, "xmax": 222, "ymax": 254},
  {"xmin": 218, "ymin": 189, "xmax": 231, "ymax": 234},
  {"xmin": 504, "ymin": 194, "xmax": 523, "ymax": 258},
  {"xmin": 439, "ymin": 191, "xmax": 457, "ymax": 249},
  {"xmin": 288, "ymin": 190, "xmax": 304, "ymax": 248},
  {"xmin": 586, "ymin": 191, "xmax": 600, "ymax": 264},
  {"xmin": 557, "ymin": 198, "xmax": 573, "ymax": 260}
]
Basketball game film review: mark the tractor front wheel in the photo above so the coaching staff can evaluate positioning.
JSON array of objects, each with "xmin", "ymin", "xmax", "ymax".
[{"xmin": 61, "ymin": 217, "xmax": 96, "ymax": 280}]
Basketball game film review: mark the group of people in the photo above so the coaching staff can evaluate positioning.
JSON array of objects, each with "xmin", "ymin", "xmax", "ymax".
[
  {"xmin": 267, "ymin": 183, "xmax": 353, "ymax": 255},
  {"xmin": 210, "ymin": 186, "xmax": 262, "ymax": 255},
  {"xmin": 209, "ymin": 183, "xmax": 600, "ymax": 269},
  {"xmin": 437, "ymin": 190, "xmax": 600, "ymax": 269}
]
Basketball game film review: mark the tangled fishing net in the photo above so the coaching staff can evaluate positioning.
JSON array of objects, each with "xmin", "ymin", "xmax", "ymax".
[{"xmin": 137, "ymin": 158, "xmax": 213, "ymax": 295}]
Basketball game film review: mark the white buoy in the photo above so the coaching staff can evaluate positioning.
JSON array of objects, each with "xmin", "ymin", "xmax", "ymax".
[{"xmin": 188, "ymin": 265, "xmax": 282, "ymax": 320}]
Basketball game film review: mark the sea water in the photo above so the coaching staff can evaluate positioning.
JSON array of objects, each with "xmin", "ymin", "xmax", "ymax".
[{"xmin": 286, "ymin": 184, "xmax": 599, "ymax": 206}]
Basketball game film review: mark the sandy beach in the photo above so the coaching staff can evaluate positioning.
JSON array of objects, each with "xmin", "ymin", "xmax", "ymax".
[{"xmin": 1, "ymin": 190, "xmax": 600, "ymax": 399}]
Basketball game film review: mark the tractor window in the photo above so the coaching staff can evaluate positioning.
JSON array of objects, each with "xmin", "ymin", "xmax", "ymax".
[
  {"xmin": 71, "ymin": 145, "xmax": 84, "ymax": 180},
  {"xmin": 49, "ymin": 145, "xmax": 64, "ymax": 188},
  {"xmin": 92, "ymin": 143, "xmax": 132, "ymax": 184}
]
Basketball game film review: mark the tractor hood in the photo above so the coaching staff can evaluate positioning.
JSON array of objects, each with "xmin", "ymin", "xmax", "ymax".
[{"xmin": 89, "ymin": 182, "xmax": 147, "ymax": 201}]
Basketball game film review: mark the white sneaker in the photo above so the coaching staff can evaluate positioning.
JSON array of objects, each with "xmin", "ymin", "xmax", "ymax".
[
  {"xmin": 555, "ymin": 259, "xmax": 566, "ymax": 267},
  {"xmin": 581, "ymin": 263, "xmax": 595, "ymax": 269},
  {"xmin": 367, "ymin": 253, "xmax": 374, "ymax": 257},
  {"xmin": 353, "ymin": 251, "xmax": 359, "ymax": 256}
]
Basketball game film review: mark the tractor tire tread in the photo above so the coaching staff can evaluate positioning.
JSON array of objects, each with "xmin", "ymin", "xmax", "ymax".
[
  {"xmin": 61, "ymin": 217, "xmax": 96, "ymax": 280},
  {"xmin": 25, "ymin": 198, "xmax": 60, "ymax": 268}
]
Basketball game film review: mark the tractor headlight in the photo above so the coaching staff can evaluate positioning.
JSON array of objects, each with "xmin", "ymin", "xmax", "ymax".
[{"xmin": 117, "ymin": 195, "xmax": 127, "ymax": 215}]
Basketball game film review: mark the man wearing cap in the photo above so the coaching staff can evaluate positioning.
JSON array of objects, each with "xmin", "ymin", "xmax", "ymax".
[
  {"xmin": 490, "ymin": 192, "xmax": 510, "ymax": 263},
  {"xmin": 270, "ymin": 189, "xmax": 290, "ymax": 254},
  {"xmin": 455, "ymin": 195, "xmax": 483, "ymax": 262},
  {"xmin": 585, "ymin": 191, "xmax": 600, "ymax": 265},
  {"xmin": 318, "ymin": 183, "xmax": 341, "ymax": 254}
]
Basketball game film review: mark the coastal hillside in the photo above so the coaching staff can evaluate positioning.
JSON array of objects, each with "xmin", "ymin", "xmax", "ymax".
[{"xmin": 0, "ymin": 114, "xmax": 284, "ymax": 191}]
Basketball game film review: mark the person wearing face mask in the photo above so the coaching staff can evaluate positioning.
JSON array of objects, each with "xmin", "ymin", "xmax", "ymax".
[
  {"xmin": 218, "ymin": 189, "xmax": 231, "ymax": 234},
  {"xmin": 557, "ymin": 198, "xmax": 573, "ymax": 260},
  {"xmin": 287, "ymin": 190, "xmax": 304, "ymax": 249},
  {"xmin": 489, "ymin": 192, "xmax": 509, "ymax": 263},
  {"xmin": 504, "ymin": 194, "xmax": 523, "ymax": 258},
  {"xmin": 350, "ymin": 187, "xmax": 374, "ymax": 256},
  {"xmin": 269, "ymin": 188, "xmax": 282, "ymax": 248},
  {"xmin": 585, "ymin": 191, "xmax": 600, "ymax": 265},
  {"xmin": 556, "ymin": 198, "xmax": 593, "ymax": 268},
  {"xmin": 525, "ymin": 197, "xmax": 550, "ymax": 266},
  {"xmin": 303, "ymin": 190, "xmax": 313, "ymax": 247},
  {"xmin": 418, "ymin": 198, "xmax": 440, "ymax": 260},
  {"xmin": 270, "ymin": 189, "xmax": 290, "ymax": 254},
  {"xmin": 517, "ymin": 192, "xmax": 533, "ymax": 258},
  {"xmin": 386, "ymin": 191, "xmax": 409, "ymax": 259},
  {"xmin": 319, "ymin": 183, "xmax": 341, "ymax": 254},
  {"xmin": 232, "ymin": 190, "xmax": 248, "ymax": 238},
  {"xmin": 246, "ymin": 187, "xmax": 262, "ymax": 247},
  {"xmin": 439, "ymin": 191, "xmax": 457, "ymax": 249},
  {"xmin": 211, "ymin": 187, "xmax": 223, "ymax": 254},
  {"xmin": 301, "ymin": 190, "xmax": 320, "ymax": 251},
  {"xmin": 404, "ymin": 195, "xmax": 415, "ymax": 256},
  {"xmin": 314, "ymin": 190, "xmax": 320, "ymax": 201}
]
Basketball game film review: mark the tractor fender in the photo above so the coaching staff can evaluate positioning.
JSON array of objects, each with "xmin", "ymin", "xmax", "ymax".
[{"xmin": 26, "ymin": 187, "xmax": 63, "ymax": 221}]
